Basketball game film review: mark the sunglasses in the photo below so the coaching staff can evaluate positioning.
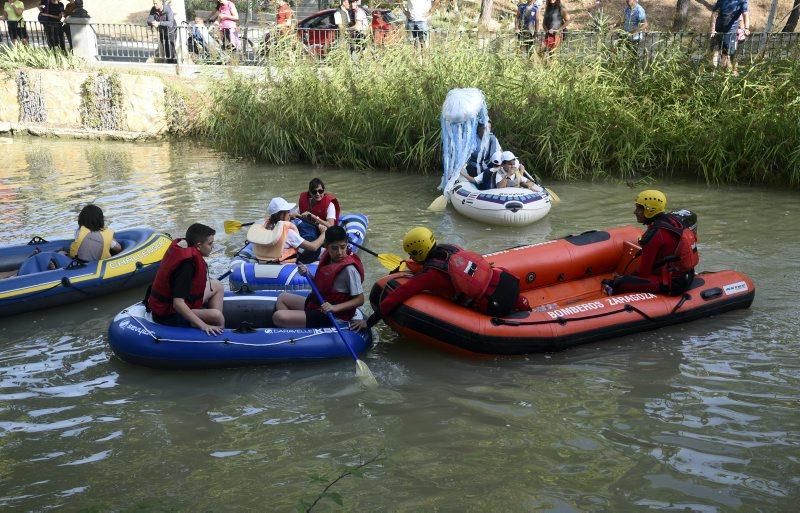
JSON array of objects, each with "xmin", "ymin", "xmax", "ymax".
[{"xmin": 310, "ymin": 189, "xmax": 324, "ymax": 195}]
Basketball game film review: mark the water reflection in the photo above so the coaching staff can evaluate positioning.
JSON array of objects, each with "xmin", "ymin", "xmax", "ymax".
[{"xmin": 0, "ymin": 138, "xmax": 798, "ymax": 511}]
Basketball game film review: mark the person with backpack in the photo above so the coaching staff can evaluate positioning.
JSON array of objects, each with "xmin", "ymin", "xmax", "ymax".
[
  {"xmin": 603, "ymin": 190, "xmax": 699, "ymax": 296},
  {"xmin": 350, "ymin": 227, "xmax": 531, "ymax": 330}
]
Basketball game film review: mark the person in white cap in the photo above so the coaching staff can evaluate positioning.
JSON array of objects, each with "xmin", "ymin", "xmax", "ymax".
[
  {"xmin": 494, "ymin": 150, "xmax": 541, "ymax": 191},
  {"xmin": 246, "ymin": 197, "xmax": 327, "ymax": 264},
  {"xmin": 460, "ymin": 151, "xmax": 505, "ymax": 190}
]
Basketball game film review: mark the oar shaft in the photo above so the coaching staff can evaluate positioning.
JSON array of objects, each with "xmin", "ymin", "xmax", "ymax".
[
  {"xmin": 307, "ymin": 278, "xmax": 360, "ymax": 361},
  {"xmin": 348, "ymin": 240, "xmax": 379, "ymax": 258}
]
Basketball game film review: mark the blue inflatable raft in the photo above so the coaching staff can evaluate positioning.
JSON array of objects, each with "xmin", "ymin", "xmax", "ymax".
[
  {"xmin": 0, "ymin": 229, "xmax": 171, "ymax": 317},
  {"xmin": 107, "ymin": 290, "xmax": 373, "ymax": 369},
  {"xmin": 228, "ymin": 213, "xmax": 368, "ymax": 291}
]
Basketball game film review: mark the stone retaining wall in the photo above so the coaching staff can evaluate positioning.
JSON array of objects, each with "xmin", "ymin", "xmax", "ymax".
[{"xmin": 0, "ymin": 68, "xmax": 197, "ymax": 138}]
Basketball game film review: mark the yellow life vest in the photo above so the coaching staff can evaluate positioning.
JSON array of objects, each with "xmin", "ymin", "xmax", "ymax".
[
  {"xmin": 251, "ymin": 221, "xmax": 299, "ymax": 263},
  {"xmin": 68, "ymin": 227, "xmax": 114, "ymax": 260}
]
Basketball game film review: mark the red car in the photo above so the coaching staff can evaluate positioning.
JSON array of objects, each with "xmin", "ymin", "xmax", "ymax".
[{"xmin": 297, "ymin": 8, "xmax": 402, "ymax": 56}]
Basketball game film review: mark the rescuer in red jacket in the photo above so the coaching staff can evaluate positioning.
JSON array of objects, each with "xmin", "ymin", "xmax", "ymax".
[
  {"xmin": 351, "ymin": 226, "xmax": 529, "ymax": 330},
  {"xmin": 605, "ymin": 189, "xmax": 699, "ymax": 296}
]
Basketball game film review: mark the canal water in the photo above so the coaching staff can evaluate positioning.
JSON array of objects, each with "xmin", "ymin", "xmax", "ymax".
[{"xmin": 1, "ymin": 138, "xmax": 798, "ymax": 511}]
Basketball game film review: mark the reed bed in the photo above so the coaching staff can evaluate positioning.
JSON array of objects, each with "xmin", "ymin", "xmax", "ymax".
[{"xmin": 198, "ymin": 37, "xmax": 800, "ymax": 187}]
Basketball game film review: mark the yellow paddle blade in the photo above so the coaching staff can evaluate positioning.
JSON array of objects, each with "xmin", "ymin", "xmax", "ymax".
[
  {"xmin": 377, "ymin": 253, "xmax": 405, "ymax": 271},
  {"xmin": 224, "ymin": 220, "xmax": 244, "ymax": 234},
  {"xmin": 356, "ymin": 360, "xmax": 379, "ymax": 388},
  {"xmin": 427, "ymin": 195, "xmax": 448, "ymax": 212},
  {"xmin": 546, "ymin": 188, "xmax": 561, "ymax": 205}
]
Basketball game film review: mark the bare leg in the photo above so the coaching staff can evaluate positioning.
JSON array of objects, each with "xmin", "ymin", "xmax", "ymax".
[{"xmin": 273, "ymin": 292, "xmax": 310, "ymax": 327}]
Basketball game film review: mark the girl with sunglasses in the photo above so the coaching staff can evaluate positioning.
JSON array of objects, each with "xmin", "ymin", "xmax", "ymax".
[{"xmin": 294, "ymin": 178, "xmax": 341, "ymax": 241}]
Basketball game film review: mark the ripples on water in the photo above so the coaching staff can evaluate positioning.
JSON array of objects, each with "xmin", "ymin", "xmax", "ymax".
[{"xmin": 1, "ymin": 137, "xmax": 799, "ymax": 510}]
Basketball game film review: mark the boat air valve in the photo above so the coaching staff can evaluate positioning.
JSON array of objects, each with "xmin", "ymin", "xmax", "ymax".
[{"xmin": 505, "ymin": 201, "xmax": 523, "ymax": 213}]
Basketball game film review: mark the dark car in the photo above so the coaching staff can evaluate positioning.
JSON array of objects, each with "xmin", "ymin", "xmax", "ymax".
[{"xmin": 297, "ymin": 8, "xmax": 402, "ymax": 56}]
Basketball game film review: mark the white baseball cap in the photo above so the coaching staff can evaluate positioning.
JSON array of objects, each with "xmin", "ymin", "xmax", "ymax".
[
  {"xmin": 267, "ymin": 197, "xmax": 296, "ymax": 215},
  {"xmin": 501, "ymin": 150, "xmax": 517, "ymax": 162},
  {"xmin": 490, "ymin": 151, "xmax": 503, "ymax": 166}
]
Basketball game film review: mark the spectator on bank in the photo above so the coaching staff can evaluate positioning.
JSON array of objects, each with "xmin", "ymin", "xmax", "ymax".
[
  {"xmin": 3, "ymin": 0, "xmax": 29, "ymax": 45},
  {"xmin": 403, "ymin": 0, "xmax": 436, "ymax": 46},
  {"xmin": 622, "ymin": 0, "xmax": 647, "ymax": 42},
  {"xmin": 39, "ymin": 0, "xmax": 67, "ymax": 53},
  {"xmin": 209, "ymin": 0, "xmax": 240, "ymax": 51},
  {"xmin": 63, "ymin": 0, "xmax": 77, "ymax": 50},
  {"xmin": 148, "ymin": 0, "xmax": 177, "ymax": 63},
  {"xmin": 333, "ymin": 0, "xmax": 352, "ymax": 35},
  {"xmin": 710, "ymin": 0, "xmax": 750, "ymax": 71},
  {"xmin": 351, "ymin": 0, "xmax": 369, "ymax": 51},
  {"xmin": 516, "ymin": 0, "xmax": 541, "ymax": 54},
  {"xmin": 541, "ymin": 0, "xmax": 570, "ymax": 55},
  {"xmin": 188, "ymin": 17, "xmax": 215, "ymax": 57},
  {"xmin": 275, "ymin": 0, "xmax": 294, "ymax": 35}
]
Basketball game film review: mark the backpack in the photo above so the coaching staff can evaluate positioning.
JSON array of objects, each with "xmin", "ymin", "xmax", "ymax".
[{"xmin": 657, "ymin": 213, "xmax": 699, "ymax": 273}]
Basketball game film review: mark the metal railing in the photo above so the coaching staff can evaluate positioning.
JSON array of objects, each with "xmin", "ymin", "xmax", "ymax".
[{"xmin": 2, "ymin": 21, "xmax": 799, "ymax": 67}]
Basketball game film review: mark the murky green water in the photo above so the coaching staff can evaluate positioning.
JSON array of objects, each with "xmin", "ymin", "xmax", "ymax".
[{"xmin": 1, "ymin": 137, "xmax": 799, "ymax": 511}]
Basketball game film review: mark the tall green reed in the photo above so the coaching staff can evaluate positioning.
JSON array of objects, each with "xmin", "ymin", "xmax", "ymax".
[{"xmin": 197, "ymin": 36, "xmax": 800, "ymax": 187}]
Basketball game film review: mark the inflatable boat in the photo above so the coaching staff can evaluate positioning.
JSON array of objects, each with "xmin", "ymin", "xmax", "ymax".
[
  {"xmin": 228, "ymin": 213, "xmax": 368, "ymax": 291},
  {"xmin": 0, "ymin": 229, "xmax": 171, "ymax": 317},
  {"xmin": 449, "ymin": 180, "xmax": 553, "ymax": 226},
  {"xmin": 369, "ymin": 226, "xmax": 755, "ymax": 355},
  {"xmin": 108, "ymin": 290, "xmax": 373, "ymax": 368}
]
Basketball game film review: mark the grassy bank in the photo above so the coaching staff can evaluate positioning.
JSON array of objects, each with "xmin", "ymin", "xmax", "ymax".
[{"xmin": 198, "ymin": 39, "xmax": 800, "ymax": 187}]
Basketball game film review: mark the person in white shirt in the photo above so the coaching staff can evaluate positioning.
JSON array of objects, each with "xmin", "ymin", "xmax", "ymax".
[{"xmin": 403, "ymin": 0, "xmax": 436, "ymax": 45}]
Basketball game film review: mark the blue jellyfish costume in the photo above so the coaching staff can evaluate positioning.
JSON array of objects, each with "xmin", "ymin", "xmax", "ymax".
[{"xmin": 439, "ymin": 88, "xmax": 490, "ymax": 201}]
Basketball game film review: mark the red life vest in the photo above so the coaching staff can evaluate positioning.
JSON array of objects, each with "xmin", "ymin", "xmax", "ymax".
[
  {"xmin": 424, "ymin": 244, "xmax": 495, "ymax": 309},
  {"xmin": 298, "ymin": 192, "xmax": 341, "ymax": 224},
  {"xmin": 654, "ymin": 213, "xmax": 700, "ymax": 276},
  {"xmin": 147, "ymin": 239, "xmax": 207, "ymax": 317},
  {"xmin": 305, "ymin": 252, "xmax": 365, "ymax": 321}
]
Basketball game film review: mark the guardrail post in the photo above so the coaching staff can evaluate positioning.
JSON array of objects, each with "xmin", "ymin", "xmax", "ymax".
[{"xmin": 66, "ymin": 1, "xmax": 99, "ymax": 62}]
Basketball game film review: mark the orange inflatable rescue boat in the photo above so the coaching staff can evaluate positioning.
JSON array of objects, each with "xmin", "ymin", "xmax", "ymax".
[{"xmin": 369, "ymin": 226, "xmax": 755, "ymax": 355}]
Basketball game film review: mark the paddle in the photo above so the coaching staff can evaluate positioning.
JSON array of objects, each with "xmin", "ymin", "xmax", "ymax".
[
  {"xmin": 306, "ymin": 275, "xmax": 378, "ymax": 388},
  {"xmin": 427, "ymin": 194, "xmax": 448, "ymax": 212},
  {"xmin": 348, "ymin": 240, "xmax": 404, "ymax": 271},
  {"xmin": 224, "ymin": 219, "xmax": 255, "ymax": 234}
]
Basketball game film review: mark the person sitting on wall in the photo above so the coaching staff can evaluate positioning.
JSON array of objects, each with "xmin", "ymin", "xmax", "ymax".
[
  {"xmin": 272, "ymin": 225, "xmax": 365, "ymax": 328},
  {"xmin": 146, "ymin": 223, "xmax": 225, "ymax": 336}
]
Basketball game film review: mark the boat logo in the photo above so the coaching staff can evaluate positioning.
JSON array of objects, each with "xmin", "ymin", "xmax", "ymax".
[
  {"xmin": 723, "ymin": 281, "xmax": 748, "ymax": 295},
  {"xmin": 118, "ymin": 319, "xmax": 148, "ymax": 336},
  {"xmin": 107, "ymin": 241, "xmax": 164, "ymax": 269}
]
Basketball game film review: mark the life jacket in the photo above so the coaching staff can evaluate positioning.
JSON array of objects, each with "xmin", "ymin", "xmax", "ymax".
[
  {"xmin": 305, "ymin": 252, "xmax": 365, "ymax": 321},
  {"xmin": 147, "ymin": 239, "xmax": 207, "ymax": 316},
  {"xmin": 298, "ymin": 192, "xmax": 341, "ymax": 225},
  {"xmin": 251, "ymin": 221, "xmax": 299, "ymax": 263},
  {"xmin": 424, "ymin": 244, "xmax": 495, "ymax": 306},
  {"xmin": 68, "ymin": 227, "xmax": 114, "ymax": 260},
  {"xmin": 654, "ymin": 213, "xmax": 700, "ymax": 275}
]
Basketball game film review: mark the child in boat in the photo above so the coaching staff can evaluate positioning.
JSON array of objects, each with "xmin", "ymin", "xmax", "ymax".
[
  {"xmin": 247, "ymin": 197, "xmax": 327, "ymax": 264},
  {"xmin": 272, "ymin": 225, "xmax": 365, "ymax": 328},
  {"xmin": 147, "ymin": 223, "xmax": 225, "ymax": 336},
  {"xmin": 494, "ymin": 151, "xmax": 541, "ymax": 191}
]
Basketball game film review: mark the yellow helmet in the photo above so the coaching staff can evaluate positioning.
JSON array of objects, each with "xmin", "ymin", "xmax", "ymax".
[
  {"xmin": 635, "ymin": 189, "xmax": 667, "ymax": 219},
  {"xmin": 403, "ymin": 227, "xmax": 436, "ymax": 262}
]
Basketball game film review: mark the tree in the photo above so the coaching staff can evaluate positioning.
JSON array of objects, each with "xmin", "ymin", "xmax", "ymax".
[
  {"xmin": 672, "ymin": 0, "xmax": 691, "ymax": 32},
  {"xmin": 479, "ymin": 0, "xmax": 494, "ymax": 29},
  {"xmin": 783, "ymin": 0, "xmax": 800, "ymax": 32}
]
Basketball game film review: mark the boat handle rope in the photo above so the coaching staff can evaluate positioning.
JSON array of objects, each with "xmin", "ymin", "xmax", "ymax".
[
  {"xmin": 492, "ymin": 303, "xmax": 657, "ymax": 327},
  {"xmin": 126, "ymin": 313, "xmax": 329, "ymax": 347}
]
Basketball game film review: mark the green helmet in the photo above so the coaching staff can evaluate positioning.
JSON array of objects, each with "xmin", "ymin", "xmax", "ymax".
[{"xmin": 635, "ymin": 190, "xmax": 667, "ymax": 219}]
